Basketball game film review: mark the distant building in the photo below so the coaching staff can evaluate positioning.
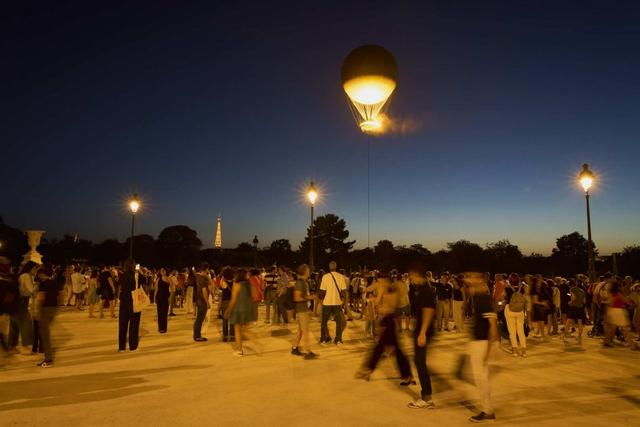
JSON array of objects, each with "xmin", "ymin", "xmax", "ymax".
[{"xmin": 215, "ymin": 215, "xmax": 222, "ymax": 249}]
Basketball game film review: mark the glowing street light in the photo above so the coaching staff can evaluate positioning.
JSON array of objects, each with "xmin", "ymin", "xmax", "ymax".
[
  {"xmin": 128, "ymin": 193, "xmax": 141, "ymax": 261},
  {"xmin": 578, "ymin": 164, "xmax": 596, "ymax": 282},
  {"xmin": 306, "ymin": 181, "xmax": 318, "ymax": 272}
]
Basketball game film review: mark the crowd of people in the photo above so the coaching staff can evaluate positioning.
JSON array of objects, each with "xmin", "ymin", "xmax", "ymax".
[{"xmin": 1, "ymin": 255, "xmax": 639, "ymax": 423}]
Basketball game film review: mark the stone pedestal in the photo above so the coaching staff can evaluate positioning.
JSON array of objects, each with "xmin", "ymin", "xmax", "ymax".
[{"xmin": 22, "ymin": 230, "xmax": 45, "ymax": 265}]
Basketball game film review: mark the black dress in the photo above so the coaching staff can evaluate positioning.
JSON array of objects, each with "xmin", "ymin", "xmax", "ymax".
[{"xmin": 156, "ymin": 278, "xmax": 170, "ymax": 332}]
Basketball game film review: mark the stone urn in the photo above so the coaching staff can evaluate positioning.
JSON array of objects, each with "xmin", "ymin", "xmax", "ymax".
[{"xmin": 22, "ymin": 230, "xmax": 45, "ymax": 265}]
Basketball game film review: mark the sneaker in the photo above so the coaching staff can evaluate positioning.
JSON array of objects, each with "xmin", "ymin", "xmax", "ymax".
[
  {"xmin": 194, "ymin": 337, "xmax": 208, "ymax": 342},
  {"xmin": 354, "ymin": 369, "xmax": 371, "ymax": 380},
  {"xmin": 334, "ymin": 339, "xmax": 344, "ymax": 346},
  {"xmin": 291, "ymin": 347, "xmax": 304, "ymax": 356},
  {"xmin": 469, "ymin": 412, "xmax": 496, "ymax": 422},
  {"xmin": 320, "ymin": 338, "xmax": 332, "ymax": 345},
  {"xmin": 233, "ymin": 350, "xmax": 243, "ymax": 357},
  {"xmin": 37, "ymin": 360, "xmax": 53, "ymax": 368},
  {"xmin": 304, "ymin": 351, "xmax": 318, "ymax": 360},
  {"xmin": 408, "ymin": 399, "xmax": 435, "ymax": 409}
]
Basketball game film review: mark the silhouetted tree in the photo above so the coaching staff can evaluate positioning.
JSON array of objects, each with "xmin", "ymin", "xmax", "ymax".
[
  {"xmin": 157, "ymin": 226, "xmax": 202, "ymax": 268},
  {"xmin": 619, "ymin": 245, "xmax": 640, "ymax": 277},
  {"xmin": 92, "ymin": 239, "xmax": 125, "ymax": 266},
  {"xmin": 447, "ymin": 240, "xmax": 484, "ymax": 271},
  {"xmin": 551, "ymin": 232, "xmax": 593, "ymax": 275},
  {"xmin": 0, "ymin": 222, "xmax": 29, "ymax": 265},
  {"xmin": 299, "ymin": 214, "xmax": 355, "ymax": 269},
  {"xmin": 485, "ymin": 239, "xmax": 523, "ymax": 273}
]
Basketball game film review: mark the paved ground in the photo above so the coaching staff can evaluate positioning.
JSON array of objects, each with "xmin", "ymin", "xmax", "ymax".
[{"xmin": 1, "ymin": 304, "xmax": 639, "ymax": 427}]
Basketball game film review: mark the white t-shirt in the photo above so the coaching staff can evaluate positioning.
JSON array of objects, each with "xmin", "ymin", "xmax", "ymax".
[
  {"xmin": 71, "ymin": 272, "xmax": 86, "ymax": 293},
  {"xmin": 320, "ymin": 272, "xmax": 347, "ymax": 306}
]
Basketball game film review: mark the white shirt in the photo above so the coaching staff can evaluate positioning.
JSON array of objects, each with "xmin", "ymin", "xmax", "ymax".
[
  {"xmin": 19, "ymin": 273, "xmax": 35, "ymax": 297},
  {"xmin": 71, "ymin": 272, "xmax": 86, "ymax": 293},
  {"xmin": 320, "ymin": 272, "xmax": 347, "ymax": 306}
]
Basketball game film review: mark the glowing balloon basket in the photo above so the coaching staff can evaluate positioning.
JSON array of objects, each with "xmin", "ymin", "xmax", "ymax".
[{"xmin": 341, "ymin": 45, "xmax": 398, "ymax": 134}]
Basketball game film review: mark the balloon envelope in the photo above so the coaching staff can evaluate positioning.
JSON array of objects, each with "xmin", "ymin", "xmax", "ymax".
[{"xmin": 341, "ymin": 45, "xmax": 398, "ymax": 133}]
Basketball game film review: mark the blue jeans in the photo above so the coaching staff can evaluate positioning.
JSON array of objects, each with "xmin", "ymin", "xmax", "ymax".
[
  {"xmin": 193, "ymin": 301, "xmax": 207, "ymax": 339},
  {"xmin": 320, "ymin": 305, "xmax": 343, "ymax": 342}
]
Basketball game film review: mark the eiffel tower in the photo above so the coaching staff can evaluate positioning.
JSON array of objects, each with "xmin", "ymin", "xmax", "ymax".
[{"xmin": 214, "ymin": 215, "xmax": 222, "ymax": 249}]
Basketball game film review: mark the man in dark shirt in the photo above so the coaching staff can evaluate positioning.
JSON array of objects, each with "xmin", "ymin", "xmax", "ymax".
[
  {"xmin": 118, "ymin": 260, "xmax": 141, "ymax": 352},
  {"xmin": 436, "ymin": 273, "xmax": 453, "ymax": 331},
  {"xmin": 407, "ymin": 267, "xmax": 437, "ymax": 410},
  {"xmin": 35, "ymin": 265, "xmax": 61, "ymax": 367},
  {"xmin": 465, "ymin": 272, "xmax": 498, "ymax": 423}
]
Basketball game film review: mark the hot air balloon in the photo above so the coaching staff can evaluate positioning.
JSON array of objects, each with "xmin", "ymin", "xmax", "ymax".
[{"xmin": 341, "ymin": 45, "xmax": 398, "ymax": 134}]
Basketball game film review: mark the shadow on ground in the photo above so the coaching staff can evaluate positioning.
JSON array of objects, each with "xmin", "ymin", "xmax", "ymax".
[{"xmin": 0, "ymin": 365, "xmax": 209, "ymax": 411}]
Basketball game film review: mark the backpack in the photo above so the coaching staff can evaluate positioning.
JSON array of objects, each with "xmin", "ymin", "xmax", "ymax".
[{"xmin": 508, "ymin": 286, "xmax": 526, "ymax": 312}]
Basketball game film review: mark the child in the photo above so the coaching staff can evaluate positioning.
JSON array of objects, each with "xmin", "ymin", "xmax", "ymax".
[{"xmin": 364, "ymin": 291, "xmax": 376, "ymax": 339}]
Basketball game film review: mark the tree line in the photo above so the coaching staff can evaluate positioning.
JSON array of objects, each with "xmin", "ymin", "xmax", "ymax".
[{"xmin": 1, "ymin": 214, "xmax": 639, "ymax": 277}]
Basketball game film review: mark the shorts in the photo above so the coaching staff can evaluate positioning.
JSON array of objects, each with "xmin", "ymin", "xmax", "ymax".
[
  {"xmin": 607, "ymin": 307, "xmax": 630, "ymax": 327},
  {"xmin": 396, "ymin": 305, "xmax": 411, "ymax": 317},
  {"xmin": 567, "ymin": 306, "xmax": 585, "ymax": 322},
  {"xmin": 532, "ymin": 305, "xmax": 548, "ymax": 322},
  {"xmin": 296, "ymin": 311, "xmax": 310, "ymax": 333}
]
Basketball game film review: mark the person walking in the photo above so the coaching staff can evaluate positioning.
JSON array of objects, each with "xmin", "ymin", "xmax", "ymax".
[
  {"xmin": 319, "ymin": 261, "xmax": 347, "ymax": 345},
  {"xmin": 9, "ymin": 261, "xmax": 37, "ymax": 355},
  {"xmin": 291, "ymin": 264, "xmax": 317, "ymax": 359},
  {"xmin": 193, "ymin": 264, "xmax": 211, "ymax": 342},
  {"xmin": 564, "ymin": 280, "xmax": 586, "ymax": 345},
  {"xmin": 356, "ymin": 273, "xmax": 414, "ymax": 384},
  {"xmin": 155, "ymin": 269, "xmax": 171, "ymax": 333},
  {"xmin": 117, "ymin": 260, "xmax": 141, "ymax": 352},
  {"xmin": 264, "ymin": 267, "xmax": 278, "ymax": 324},
  {"xmin": 452, "ymin": 274, "xmax": 466, "ymax": 333},
  {"xmin": 224, "ymin": 269, "xmax": 257, "ymax": 356},
  {"xmin": 35, "ymin": 265, "xmax": 60, "ymax": 367},
  {"xmin": 87, "ymin": 269, "xmax": 101, "ymax": 318},
  {"xmin": 219, "ymin": 268, "xmax": 236, "ymax": 342},
  {"xmin": 407, "ymin": 266, "xmax": 437, "ymax": 410},
  {"xmin": 184, "ymin": 268, "xmax": 195, "ymax": 315},
  {"xmin": 98, "ymin": 267, "xmax": 117, "ymax": 319},
  {"xmin": 466, "ymin": 272, "xmax": 499, "ymax": 423}
]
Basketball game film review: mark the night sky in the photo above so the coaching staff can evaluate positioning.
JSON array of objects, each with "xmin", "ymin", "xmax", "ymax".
[{"xmin": 3, "ymin": 1, "xmax": 639, "ymax": 254}]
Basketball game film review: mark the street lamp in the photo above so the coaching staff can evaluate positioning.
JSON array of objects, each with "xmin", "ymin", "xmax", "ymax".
[
  {"xmin": 128, "ymin": 193, "xmax": 140, "ymax": 261},
  {"xmin": 578, "ymin": 164, "xmax": 596, "ymax": 282},
  {"xmin": 252, "ymin": 235, "xmax": 259, "ymax": 267},
  {"xmin": 306, "ymin": 181, "xmax": 318, "ymax": 272}
]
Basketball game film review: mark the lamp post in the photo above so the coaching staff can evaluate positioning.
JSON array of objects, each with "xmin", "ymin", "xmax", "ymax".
[
  {"xmin": 128, "ymin": 193, "xmax": 140, "ymax": 261},
  {"xmin": 252, "ymin": 235, "xmax": 259, "ymax": 267},
  {"xmin": 578, "ymin": 164, "xmax": 596, "ymax": 282},
  {"xmin": 306, "ymin": 181, "xmax": 318, "ymax": 272}
]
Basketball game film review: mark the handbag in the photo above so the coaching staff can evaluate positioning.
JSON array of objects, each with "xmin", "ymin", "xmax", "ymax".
[{"xmin": 132, "ymin": 274, "xmax": 150, "ymax": 313}]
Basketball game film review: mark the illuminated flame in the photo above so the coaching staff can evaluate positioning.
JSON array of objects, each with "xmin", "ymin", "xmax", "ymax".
[{"xmin": 343, "ymin": 76, "xmax": 395, "ymax": 135}]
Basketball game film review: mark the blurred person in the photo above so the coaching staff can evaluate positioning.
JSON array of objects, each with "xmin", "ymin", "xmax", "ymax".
[
  {"xmin": 71, "ymin": 267, "xmax": 86, "ymax": 310},
  {"xmin": 356, "ymin": 273, "xmax": 414, "ymax": 384},
  {"xmin": 550, "ymin": 279, "xmax": 561, "ymax": 335},
  {"xmin": 436, "ymin": 273, "xmax": 453, "ymax": 331},
  {"xmin": 98, "ymin": 267, "xmax": 117, "ymax": 319},
  {"xmin": 8, "ymin": 261, "xmax": 38, "ymax": 355},
  {"xmin": 169, "ymin": 270, "xmax": 178, "ymax": 316},
  {"xmin": 319, "ymin": 261, "xmax": 347, "ymax": 345},
  {"xmin": 219, "ymin": 268, "xmax": 235, "ymax": 342},
  {"xmin": 63, "ymin": 265, "xmax": 73, "ymax": 306},
  {"xmin": 558, "ymin": 278, "xmax": 571, "ymax": 327},
  {"xmin": 224, "ymin": 269, "xmax": 257, "ymax": 356},
  {"xmin": 564, "ymin": 280, "xmax": 586, "ymax": 345},
  {"xmin": 117, "ymin": 260, "xmax": 141, "ymax": 352},
  {"xmin": 0, "ymin": 257, "xmax": 19, "ymax": 354},
  {"xmin": 530, "ymin": 277, "xmax": 549, "ymax": 339},
  {"xmin": 276, "ymin": 266, "xmax": 290, "ymax": 324},
  {"xmin": 35, "ymin": 265, "xmax": 61, "ymax": 367},
  {"xmin": 395, "ymin": 273, "xmax": 411, "ymax": 331},
  {"xmin": 184, "ymin": 268, "xmax": 195, "ymax": 315},
  {"xmin": 407, "ymin": 266, "xmax": 437, "ymax": 410},
  {"xmin": 452, "ymin": 275, "xmax": 466, "ymax": 333},
  {"xmin": 249, "ymin": 269, "xmax": 263, "ymax": 322},
  {"xmin": 465, "ymin": 273, "xmax": 499, "ymax": 423},
  {"xmin": 155, "ymin": 269, "xmax": 171, "ymax": 333},
  {"xmin": 291, "ymin": 264, "xmax": 317, "ymax": 359},
  {"xmin": 193, "ymin": 264, "xmax": 211, "ymax": 342},
  {"xmin": 504, "ymin": 273, "xmax": 526, "ymax": 357},
  {"xmin": 264, "ymin": 267, "xmax": 278, "ymax": 324},
  {"xmin": 603, "ymin": 281, "xmax": 638, "ymax": 350},
  {"xmin": 87, "ymin": 269, "xmax": 101, "ymax": 318}
]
